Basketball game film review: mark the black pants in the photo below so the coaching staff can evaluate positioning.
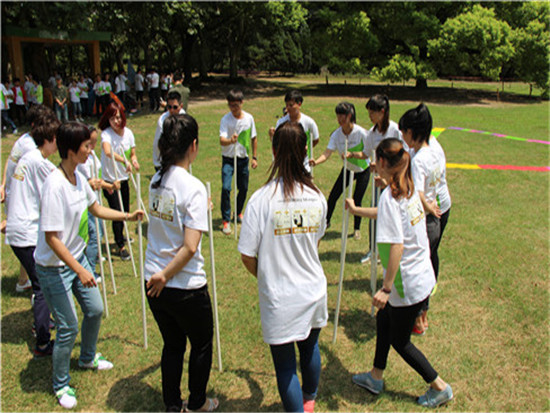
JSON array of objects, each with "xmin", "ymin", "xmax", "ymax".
[
  {"xmin": 102, "ymin": 180, "xmax": 130, "ymax": 249},
  {"xmin": 149, "ymin": 88, "xmax": 160, "ymax": 111},
  {"xmin": 14, "ymin": 104, "xmax": 26, "ymax": 126},
  {"xmin": 11, "ymin": 245, "xmax": 51, "ymax": 346},
  {"xmin": 427, "ymin": 208, "xmax": 451, "ymax": 281},
  {"xmin": 147, "ymin": 284, "xmax": 213, "ymax": 411},
  {"xmin": 374, "ymin": 297, "xmax": 438, "ymax": 383},
  {"xmin": 327, "ymin": 168, "xmax": 370, "ymax": 231}
]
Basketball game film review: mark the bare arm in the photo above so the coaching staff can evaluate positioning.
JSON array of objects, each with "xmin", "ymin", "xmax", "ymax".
[
  {"xmin": 251, "ymin": 137, "xmax": 258, "ymax": 169},
  {"xmin": 45, "ymin": 232, "xmax": 96, "ymax": 287},
  {"xmin": 418, "ymin": 191, "xmax": 441, "ymax": 218},
  {"xmin": 345, "ymin": 198, "xmax": 377, "ymax": 219},
  {"xmin": 310, "ymin": 148, "xmax": 333, "ymax": 167},
  {"xmin": 89, "ymin": 201, "xmax": 143, "ymax": 221},
  {"xmin": 220, "ymin": 133, "xmax": 238, "ymax": 147},
  {"xmin": 241, "ymin": 254, "xmax": 258, "ymax": 278},
  {"xmin": 146, "ymin": 228, "xmax": 203, "ymax": 297}
]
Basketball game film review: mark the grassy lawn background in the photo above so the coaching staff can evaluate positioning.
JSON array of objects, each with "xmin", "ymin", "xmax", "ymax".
[{"xmin": 1, "ymin": 78, "xmax": 549, "ymax": 412}]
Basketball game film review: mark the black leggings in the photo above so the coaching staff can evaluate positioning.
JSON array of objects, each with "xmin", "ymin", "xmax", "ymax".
[
  {"xmin": 102, "ymin": 180, "xmax": 130, "ymax": 249},
  {"xmin": 326, "ymin": 168, "xmax": 370, "ymax": 231},
  {"xmin": 374, "ymin": 297, "xmax": 438, "ymax": 383}
]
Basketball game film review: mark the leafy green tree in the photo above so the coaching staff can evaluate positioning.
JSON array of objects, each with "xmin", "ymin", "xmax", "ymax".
[
  {"xmin": 428, "ymin": 5, "xmax": 514, "ymax": 80},
  {"xmin": 372, "ymin": 54, "xmax": 416, "ymax": 85}
]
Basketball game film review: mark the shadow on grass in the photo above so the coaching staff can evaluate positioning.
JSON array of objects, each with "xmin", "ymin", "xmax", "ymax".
[
  {"xmin": 219, "ymin": 368, "xmax": 281, "ymax": 412},
  {"xmin": 2, "ymin": 309, "xmax": 33, "ymax": 345},
  {"xmin": 106, "ymin": 362, "xmax": 163, "ymax": 412},
  {"xmin": 319, "ymin": 250, "xmax": 365, "ymax": 263},
  {"xmin": 319, "ymin": 344, "xmax": 417, "ymax": 410},
  {"xmin": 329, "ymin": 307, "xmax": 377, "ymax": 344}
]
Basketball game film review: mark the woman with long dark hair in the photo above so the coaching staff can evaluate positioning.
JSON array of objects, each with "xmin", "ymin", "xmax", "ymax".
[
  {"xmin": 145, "ymin": 114, "xmax": 218, "ymax": 412},
  {"xmin": 239, "ymin": 121, "xmax": 328, "ymax": 413}
]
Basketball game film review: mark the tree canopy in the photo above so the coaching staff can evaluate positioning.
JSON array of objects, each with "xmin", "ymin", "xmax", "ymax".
[{"xmin": 2, "ymin": 1, "xmax": 548, "ymax": 95}]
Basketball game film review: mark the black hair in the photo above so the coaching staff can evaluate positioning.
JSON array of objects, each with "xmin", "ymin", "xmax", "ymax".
[
  {"xmin": 173, "ymin": 72, "xmax": 183, "ymax": 82},
  {"xmin": 366, "ymin": 94, "xmax": 390, "ymax": 134},
  {"xmin": 166, "ymin": 91, "xmax": 182, "ymax": 103},
  {"xmin": 335, "ymin": 101, "xmax": 356, "ymax": 123},
  {"xmin": 267, "ymin": 121, "xmax": 319, "ymax": 200},
  {"xmin": 226, "ymin": 89, "xmax": 244, "ymax": 102},
  {"xmin": 31, "ymin": 112, "xmax": 61, "ymax": 147},
  {"xmin": 284, "ymin": 90, "xmax": 303, "ymax": 104},
  {"xmin": 152, "ymin": 114, "xmax": 199, "ymax": 189},
  {"xmin": 57, "ymin": 122, "xmax": 90, "ymax": 159},
  {"xmin": 398, "ymin": 103, "xmax": 433, "ymax": 144},
  {"xmin": 26, "ymin": 104, "xmax": 53, "ymax": 125}
]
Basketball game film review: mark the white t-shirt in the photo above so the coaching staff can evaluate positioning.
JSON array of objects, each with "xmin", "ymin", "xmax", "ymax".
[
  {"xmin": 100, "ymin": 127, "xmax": 135, "ymax": 182},
  {"xmin": 76, "ymin": 151, "xmax": 101, "ymax": 181},
  {"xmin": 115, "ymin": 74, "xmax": 127, "ymax": 93},
  {"xmin": 93, "ymin": 81, "xmax": 102, "ymax": 96},
  {"xmin": 238, "ymin": 179, "xmax": 328, "ymax": 345},
  {"xmin": 77, "ymin": 81, "xmax": 88, "ymax": 99},
  {"xmin": 364, "ymin": 120, "xmax": 406, "ymax": 162},
  {"xmin": 219, "ymin": 111, "xmax": 257, "ymax": 159},
  {"xmin": 376, "ymin": 188, "xmax": 435, "ymax": 307},
  {"xmin": 327, "ymin": 124, "xmax": 369, "ymax": 173},
  {"xmin": 135, "ymin": 74, "xmax": 144, "ymax": 92},
  {"xmin": 101, "ymin": 80, "xmax": 112, "ymax": 96},
  {"xmin": 429, "ymin": 137, "xmax": 451, "ymax": 213},
  {"xmin": 69, "ymin": 86, "xmax": 81, "ymax": 103},
  {"xmin": 5, "ymin": 133, "xmax": 37, "ymax": 200},
  {"xmin": 35, "ymin": 170, "xmax": 97, "ymax": 267},
  {"xmin": 150, "ymin": 72, "xmax": 159, "ymax": 88},
  {"xmin": 14, "ymin": 86, "xmax": 25, "ymax": 105},
  {"xmin": 0, "ymin": 84, "xmax": 10, "ymax": 110},
  {"xmin": 145, "ymin": 166, "xmax": 208, "ymax": 290},
  {"xmin": 5, "ymin": 149, "xmax": 56, "ymax": 247},
  {"xmin": 276, "ymin": 113, "xmax": 319, "ymax": 173},
  {"xmin": 153, "ymin": 109, "xmax": 186, "ymax": 168}
]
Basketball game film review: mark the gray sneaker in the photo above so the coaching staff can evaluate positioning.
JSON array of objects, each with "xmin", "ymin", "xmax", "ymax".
[
  {"xmin": 417, "ymin": 384, "xmax": 453, "ymax": 408},
  {"xmin": 360, "ymin": 251, "xmax": 372, "ymax": 264},
  {"xmin": 352, "ymin": 372, "xmax": 384, "ymax": 395}
]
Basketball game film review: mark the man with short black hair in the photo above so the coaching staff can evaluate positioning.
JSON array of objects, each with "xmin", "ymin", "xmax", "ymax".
[{"xmin": 152, "ymin": 90, "xmax": 186, "ymax": 171}]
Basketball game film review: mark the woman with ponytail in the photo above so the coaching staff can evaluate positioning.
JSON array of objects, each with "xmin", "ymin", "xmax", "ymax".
[
  {"xmin": 239, "ymin": 121, "xmax": 328, "ymax": 413},
  {"xmin": 145, "ymin": 114, "xmax": 218, "ymax": 412},
  {"xmin": 399, "ymin": 103, "xmax": 452, "ymax": 334},
  {"xmin": 348, "ymin": 138, "xmax": 453, "ymax": 408}
]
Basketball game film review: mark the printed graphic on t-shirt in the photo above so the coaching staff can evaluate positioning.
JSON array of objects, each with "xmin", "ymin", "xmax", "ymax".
[
  {"xmin": 150, "ymin": 190, "xmax": 175, "ymax": 222},
  {"xmin": 274, "ymin": 206, "xmax": 322, "ymax": 236},
  {"xmin": 78, "ymin": 208, "xmax": 89, "ymax": 244},
  {"xmin": 429, "ymin": 166, "xmax": 442, "ymax": 188},
  {"xmin": 407, "ymin": 195, "xmax": 424, "ymax": 226},
  {"xmin": 12, "ymin": 164, "xmax": 27, "ymax": 182}
]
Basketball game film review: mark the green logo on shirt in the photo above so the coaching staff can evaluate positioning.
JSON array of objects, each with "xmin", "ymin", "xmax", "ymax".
[
  {"xmin": 378, "ymin": 243, "xmax": 404, "ymax": 298},
  {"xmin": 79, "ymin": 208, "xmax": 89, "ymax": 244},
  {"xmin": 238, "ymin": 128, "xmax": 252, "ymax": 156},
  {"xmin": 347, "ymin": 141, "xmax": 368, "ymax": 170}
]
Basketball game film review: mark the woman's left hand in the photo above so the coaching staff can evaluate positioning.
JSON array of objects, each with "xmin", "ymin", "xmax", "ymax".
[
  {"xmin": 146, "ymin": 272, "xmax": 167, "ymax": 297},
  {"xmin": 132, "ymin": 159, "xmax": 140, "ymax": 172},
  {"xmin": 372, "ymin": 288, "xmax": 390, "ymax": 309}
]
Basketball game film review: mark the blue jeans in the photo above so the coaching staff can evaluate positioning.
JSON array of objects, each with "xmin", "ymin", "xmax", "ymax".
[
  {"xmin": 2, "ymin": 109, "xmax": 17, "ymax": 131},
  {"xmin": 269, "ymin": 328, "xmax": 322, "ymax": 412},
  {"xmin": 221, "ymin": 156, "xmax": 249, "ymax": 222},
  {"xmin": 55, "ymin": 103, "xmax": 69, "ymax": 123},
  {"xmin": 85, "ymin": 211, "xmax": 104, "ymax": 278},
  {"xmin": 37, "ymin": 255, "xmax": 104, "ymax": 391}
]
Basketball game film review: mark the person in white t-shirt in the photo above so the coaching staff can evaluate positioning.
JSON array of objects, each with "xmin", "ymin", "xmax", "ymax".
[
  {"xmin": 400, "ymin": 103, "xmax": 452, "ymax": 334},
  {"xmin": 147, "ymin": 68, "xmax": 160, "ymax": 112},
  {"xmin": 360, "ymin": 94, "xmax": 406, "ymax": 264},
  {"xmin": 77, "ymin": 75, "xmax": 89, "ymax": 117},
  {"xmin": 134, "ymin": 69, "xmax": 144, "ymax": 109},
  {"xmin": 219, "ymin": 89, "xmax": 258, "ymax": 235},
  {"xmin": 92, "ymin": 74, "xmax": 103, "ymax": 118},
  {"xmin": 269, "ymin": 90, "xmax": 320, "ymax": 174},
  {"xmin": 1, "ymin": 105, "xmax": 57, "ymax": 292},
  {"xmin": 1, "ymin": 80, "xmax": 17, "ymax": 133},
  {"xmin": 239, "ymin": 121, "xmax": 328, "ymax": 413},
  {"xmin": 146, "ymin": 114, "xmax": 219, "ymax": 413},
  {"xmin": 152, "ymin": 90, "xmax": 186, "ymax": 171},
  {"xmin": 76, "ymin": 125, "xmax": 120, "ymax": 279},
  {"xmin": 35, "ymin": 122, "xmax": 143, "ymax": 409},
  {"xmin": 5, "ymin": 115, "xmax": 60, "ymax": 358},
  {"xmin": 99, "ymin": 102, "xmax": 140, "ymax": 260},
  {"xmin": 69, "ymin": 79, "xmax": 83, "ymax": 122},
  {"xmin": 347, "ymin": 138, "xmax": 453, "ymax": 408},
  {"xmin": 310, "ymin": 102, "xmax": 370, "ymax": 240}
]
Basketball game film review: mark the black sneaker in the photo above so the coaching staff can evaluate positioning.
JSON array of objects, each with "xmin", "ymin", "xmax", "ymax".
[
  {"xmin": 120, "ymin": 248, "xmax": 131, "ymax": 261},
  {"xmin": 33, "ymin": 340, "xmax": 54, "ymax": 358}
]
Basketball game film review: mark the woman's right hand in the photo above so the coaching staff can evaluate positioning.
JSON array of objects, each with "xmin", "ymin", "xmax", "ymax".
[
  {"xmin": 309, "ymin": 159, "xmax": 316, "ymax": 167},
  {"xmin": 146, "ymin": 272, "xmax": 167, "ymax": 297},
  {"xmin": 77, "ymin": 269, "xmax": 97, "ymax": 288}
]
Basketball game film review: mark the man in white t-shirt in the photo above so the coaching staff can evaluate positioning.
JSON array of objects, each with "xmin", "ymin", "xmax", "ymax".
[
  {"xmin": 219, "ymin": 89, "xmax": 258, "ymax": 235},
  {"xmin": 1, "ymin": 80, "xmax": 17, "ymax": 133},
  {"xmin": 269, "ymin": 90, "xmax": 320, "ymax": 174},
  {"xmin": 115, "ymin": 70, "xmax": 127, "ymax": 105},
  {"xmin": 135, "ymin": 69, "xmax": 145, "ymax": 109},
  {"xmin": 152, "ymin": 91, "xmax": 186, "ymax": 171},
  {"xmin": 147, "ymin": 68, "xmax": 160, "ymax": 112}
]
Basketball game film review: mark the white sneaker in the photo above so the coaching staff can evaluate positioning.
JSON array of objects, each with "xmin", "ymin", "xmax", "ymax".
[
  {"xmin": 360, "ymin": 251, "xmax": 372, "ymax": 264},
  {"xmin": 15, "ymin": 279, "xmax": 32, "ymax": 292},
  {"xmin": 78, "ymin": 353, "xmax": 113, "ymax": 370},
  {"xmin": 56, "ymin": 386, "xmax": 77, "ymax": 409},
  {"xmin": 222, "ymin": 221, "xmax": 232, "ymax": 235}
]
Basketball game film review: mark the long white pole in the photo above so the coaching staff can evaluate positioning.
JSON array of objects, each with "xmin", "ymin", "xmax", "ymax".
[
  {"xmin": 207, "ymin": 182, "xmax": 223, "ymax": 372},
  {"xmin": 110, "ymin": 151, "xmax": 139, "ymax": 278},
  {"xmin": 90, "ymin": 161, "xmax": 109, "ymax": 317},
  {"xmin": 92, "ymin": 156, "xmax": 116, "ymax": 294},
  {"xmin": 137, "ymin": 173, "xmax": 148, "ymax": 349},
  {"xmin": 233, "ymin": 149, "xmax": 238, "ymax": 240},
  {"xmin": 370, "ymin": 150, "xmax": 378, "ymax": 316},
  {"xmin": 333, "ymin": 138, "xmax": 354, "ymax": 343},
  {"xmin": 120, "ymin": 150, "xmax": 149, "ymax": 221}
]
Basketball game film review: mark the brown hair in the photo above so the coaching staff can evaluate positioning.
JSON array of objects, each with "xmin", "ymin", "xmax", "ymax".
[
  {"xmin": 267, "ymin": 121, "xmax": 319, "ymax": 200},
  {"xmin": 98, "ymin": 101, "xmax": 126, "ymax": 131},
  {"xmin": 376, "ymin": 138, "xmax": 414, "ymax": 199}
]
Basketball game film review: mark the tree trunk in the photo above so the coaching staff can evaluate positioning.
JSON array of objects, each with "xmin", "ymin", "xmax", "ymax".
[{"xmin": 415, "ymin": 78, "xmax": 428, "ymax": 89}]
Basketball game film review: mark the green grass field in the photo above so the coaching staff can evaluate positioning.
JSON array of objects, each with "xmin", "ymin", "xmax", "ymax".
[{"xmin": 1, "ymin": 81, "xmax": 549, "ymax": 412}]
